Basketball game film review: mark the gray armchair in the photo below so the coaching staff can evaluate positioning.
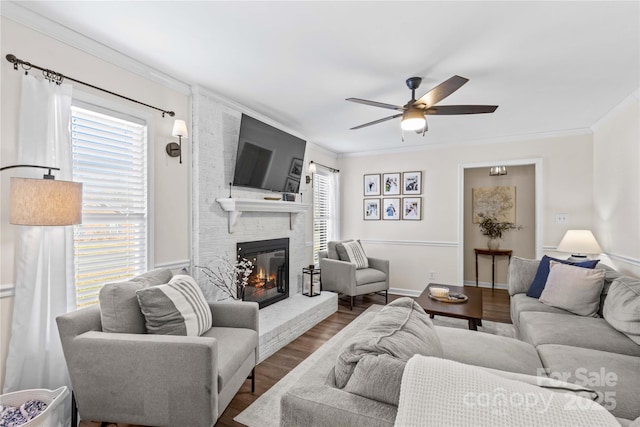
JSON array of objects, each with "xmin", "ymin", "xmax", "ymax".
[
  {"xmin": 56, "ymin": 300, "xmax": 258, "ymax": 427},
  {"xmin": 319, "ymin": 241, "xmax": 389, "ymax": 310}
]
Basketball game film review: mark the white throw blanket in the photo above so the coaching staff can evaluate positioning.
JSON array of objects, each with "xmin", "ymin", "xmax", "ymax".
[{"xmin": 395, "ymin": 356, "xmax": 619, "ymax": 427}]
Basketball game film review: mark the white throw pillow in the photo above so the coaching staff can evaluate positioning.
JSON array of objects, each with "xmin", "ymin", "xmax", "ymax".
[
  {"xmin": 136, "ymin": 274, "xmax": 212, "ymax": 336},
  {"xmin": 336, "ymin": 240, "xmax": 369, "ymax": 269},
  {"xmin": 539, "ymin": 261, "xmax": 605, "ymax": 316}
]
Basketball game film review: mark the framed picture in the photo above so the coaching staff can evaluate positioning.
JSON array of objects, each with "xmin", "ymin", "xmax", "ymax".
[
  {"xmin": 382, "ymin": 198, "xmax": 400, "ymax": 220},
  {"xmin": 402, "ymin": 197, "xmax": 422, "ymax": 220},
  {"xmin": 363, "ymin": 174, "xmax": 381, "ymax": 196},
  {"xmin": 403, "ymin": 171, "xmax": 422, "ymax": 195},
  {"xmin": 383, "ymin": 172, "xmax": 401, "ymax": 195},
  {"xmin": 288, "ymin": 158, "xmax": 303, "ymax": 178},
  {"xmin": 472, "ymin": 186, "xmax": 516, "ymax": 223},
  {"xmin": 284, "ymin": 177, "xmax": 300, "ymax": 193},
  {"xmin": 363, "ymin": 199, "xmax": 381, "ymax": 220}
]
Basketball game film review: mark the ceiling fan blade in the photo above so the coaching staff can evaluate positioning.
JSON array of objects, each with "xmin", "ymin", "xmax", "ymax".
[
  {"xmin": 415, "ymin": 75, "xmax": 469, "ymax": 107},
  {"xmin": 346, "ymin": 98, "xmax": 404, "ymax": 111},
  {"xmin": 424, "ymin": 105, "xmax": 498, "ymax": 115},
  {"xmin": 350, "ymin": 113, "xmax": 403, "ymax": 130}
]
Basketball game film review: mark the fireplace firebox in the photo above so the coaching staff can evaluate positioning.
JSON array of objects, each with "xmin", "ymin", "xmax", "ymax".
[{"xmin": 237, "ymin": 238, "xmax": 289, "ymax": 308}]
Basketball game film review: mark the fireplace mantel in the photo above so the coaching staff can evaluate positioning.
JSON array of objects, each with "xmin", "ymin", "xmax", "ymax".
[{"xmin": 216, "ymin": 198, "xmax": 310, "ymax": 233}]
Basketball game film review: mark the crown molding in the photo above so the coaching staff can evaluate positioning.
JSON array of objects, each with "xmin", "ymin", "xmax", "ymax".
[
  {"xmin": 338, "ymin": 127, "xmax": 592, "ymax": 158},
  {"xmin": 192, "ymin": 84, "xmax": 308, "ymax": 142},
  {"xmin": 1, "ymin": 1, "xmax": 191, "ymax": 95},
  {"xmin": 590, "ymin": 88, "xmax": 640, "ymax": 133}
]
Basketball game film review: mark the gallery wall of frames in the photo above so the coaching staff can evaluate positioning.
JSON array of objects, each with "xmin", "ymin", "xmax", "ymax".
[{"xmin": 363, "ymin": 171, "xmax": 422, "ymax": 221}]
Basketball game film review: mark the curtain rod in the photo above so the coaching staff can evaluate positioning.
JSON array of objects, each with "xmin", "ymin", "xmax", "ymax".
[
  {"xmin": 6, "ymin": 54, "xmax": 175, "ymax": 118},
  {"xmin": 310, "ymin": 160, "xmax": 339, "ymax": 173}
]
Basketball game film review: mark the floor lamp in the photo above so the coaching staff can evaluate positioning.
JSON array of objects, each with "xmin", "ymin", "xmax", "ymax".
[{"xmin": 0, "ymin": 164, "xmax": 82, "ymax": 226}]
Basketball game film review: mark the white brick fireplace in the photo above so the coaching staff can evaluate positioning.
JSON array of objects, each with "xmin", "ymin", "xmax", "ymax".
[{"xmin": 191, "ymin": 86, "xmax": 337, "ymax": 360}]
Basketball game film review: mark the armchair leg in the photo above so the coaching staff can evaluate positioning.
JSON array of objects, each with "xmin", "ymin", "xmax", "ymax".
[
  {"xmin": 385, "ymin": 290, "xmax": 388, "ymax": 305},
  {"xmin": 350, "ymin": 296, "xmax": 354, "ymax": 311},
  {"xmin": 72, "ymin": 391, "xmax": 78, "ymax": 427},
  {"xmin": 249, "ymin": 368, "xmax": 255, "ymax": 393}
]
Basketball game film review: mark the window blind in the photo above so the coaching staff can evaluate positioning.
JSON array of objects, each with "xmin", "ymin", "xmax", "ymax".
[
  {"xmin": 71, "ymin": 106, "xmax": 148, "ymax": 307},
  {"xmin": 313, "ymin": 172, "xmax": 332, "ymax": 265}
]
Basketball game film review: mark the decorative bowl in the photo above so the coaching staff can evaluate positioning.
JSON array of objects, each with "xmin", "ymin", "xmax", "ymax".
[{"xmin": 430, "ymin": 286, "xmax": 450, "ymax": 298}]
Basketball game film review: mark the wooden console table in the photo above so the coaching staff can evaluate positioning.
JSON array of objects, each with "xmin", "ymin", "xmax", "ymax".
[{"xmin": 474, "ymin": 248, "xmax": 513, "ymax": 289}]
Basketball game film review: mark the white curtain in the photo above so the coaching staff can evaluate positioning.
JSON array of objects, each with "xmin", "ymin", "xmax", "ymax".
[
  {"xmin": 4, "ymin": 75, "xmax": 75, "ymax": 396},
  {"xmin": 328, "ymin": 170, "xmax": 340, "ymax": 241}
]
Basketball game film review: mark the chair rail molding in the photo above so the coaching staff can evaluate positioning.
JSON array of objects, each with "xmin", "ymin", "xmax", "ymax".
[
  {"xmin": 0, "ymin": 284, "xmax": 16, "ymax": 298},
  {"xmin": 216, "ymin": 198, "xmax": 310, "ymax": 233}
]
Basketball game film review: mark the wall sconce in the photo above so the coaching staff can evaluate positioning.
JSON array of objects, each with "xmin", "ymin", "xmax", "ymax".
[
  {"xmin": 557, "ymin": 230, "xmax": 602, "ymax": 260},
  {"xmin": 305, "ymin": 161, "xmax": 317, "ymax": 184},
  {"xmin": 489, "ymin": 166, "xmax": 507, "ymax": 176},
  {"xmin": 0, "ymin": 164, "xmax": 82, "ymax": 226},
  {"xmin": 166, "ymin": 119, "xmax": 188, "ymax": 164}
]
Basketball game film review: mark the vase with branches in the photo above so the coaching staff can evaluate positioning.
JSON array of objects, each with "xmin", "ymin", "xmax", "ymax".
[
  {"xmin": 478, "ymin": 213, "xmax": 522, "ymax": 249},
  {"xmin": 195, "ymin": 255, "xmax": 254, "ymax": 301}
]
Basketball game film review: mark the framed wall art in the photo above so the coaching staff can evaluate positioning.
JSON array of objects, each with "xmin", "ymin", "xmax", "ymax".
[
  {"xmin": 402, "ymin": 197, "xmax": 422, "ymax": 220},
  {"xmin": 364, "ymin": 174, "xmax": 381, "ymax": 196},
  {"xmin": 383, "ymin": 173, "xmax": 401, "ymax": 196},
  {"xmin": 472, "ymin": 186, "xmax": 516, "ymax": 223},
  {"xmin": 289, "ymin": 158, "xmax": 303, "ymax": 178},
  {"xmin": 382, "ymin": 198, "xmax": 400, "ymax": 220},
  {"xmin": 403, "ymin": 171, "xmax": 422, "ymax": 195},
  {"xmin": 363, "ymin": 199, "xmax": 381, "ymax": 220}
]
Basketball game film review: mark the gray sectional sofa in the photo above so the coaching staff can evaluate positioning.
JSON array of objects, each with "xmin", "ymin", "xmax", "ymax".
[
  {"xmin": 281, "ymin": 258, "xmax": 640, "ymax": 426},
  {"xmin": 508, "ymin": 257, "xmax": 640, "ymax": 422}
]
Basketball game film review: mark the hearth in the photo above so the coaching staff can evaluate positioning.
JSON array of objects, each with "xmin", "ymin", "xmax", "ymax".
[{"xmin": 237, "ymin": 238, "xmax": 289, "ymax": 308}]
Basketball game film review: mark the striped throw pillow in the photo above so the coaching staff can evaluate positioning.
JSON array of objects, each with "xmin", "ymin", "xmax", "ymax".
[
  {"xmin": 337, "ymin": 240, "xmax": 369, "ymax": 269},
  {"xmin": 136, "ymin": 274, "xmax": 212, "ymax": 336}
]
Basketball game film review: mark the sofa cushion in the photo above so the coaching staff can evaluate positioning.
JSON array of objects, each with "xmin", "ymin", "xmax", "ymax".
[
  {"xmin": 435, "ymin": 325, "xmax": 544, "ymax": 375},
  {"xmin": 539, "ymin": 262, "xmax": 605, "ymax": 317},
  {"xmin": 537, "ymin": 344, "xmax": 640, "ymax": 420},
  {"xmin": 99, "ymin": 268, "xmax": 173, "ymax": 333},
  {"xmin": 526, "ymin": 255, "xmax": 599, "ymax": 298},
  {"xmin": 519, "ymin": 312, "xmax": 640, "ymax": 357},
  {"xmin": 334, "ymin": 297, "xmax": 442, "ymax": 389},
  {"xmin": 508, "ymin": 256, "xmax": 541, "ymax": 296},
  {"xmin": 336, "ymin": 240, "xmax": 369, "ymax": 269},
  {"xmin": 510, "ymin": 293, "xmax": 572, "ymax": 331},
  {"xmin": 136, "ymin": 275, "xmax": 213, "ymax": 336},
  {"xmin": 603, "ymin": 276, "xmax": 640, "ymax": 345},
  {"xmin": 202, "ymin": 326, "xmax": 258, "ymax": 392},
  {"xmin": 355, "ymin": 268, "xmax": 386, "ymax": 286}
]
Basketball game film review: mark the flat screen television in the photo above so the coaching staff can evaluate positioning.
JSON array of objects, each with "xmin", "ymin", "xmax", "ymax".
[{"xmin": 232, "ymin": 114, "xmax": 307, "ymax": 193}]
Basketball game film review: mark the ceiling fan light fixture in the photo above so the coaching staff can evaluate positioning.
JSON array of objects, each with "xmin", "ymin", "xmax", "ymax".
[{"xmin": 401, "ymin": 108, "xmax": 426, "ymax": 131}]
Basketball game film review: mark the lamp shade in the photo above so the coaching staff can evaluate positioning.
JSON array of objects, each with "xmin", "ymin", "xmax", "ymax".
[
  {"xmin": 308, "ymin": 161, "xmax": 317, "ymax": 174},
  {"xmin": 557, "ymin": 230, "xmax": 602, "ymax": 255},
  {"xmin": 10, "ymin": 177, "xmax": 83, "ymax": 226},
  {"xmin": 172, "ymin": 119, "xmax": 188, "ymax": 138},
  {"xmin": 400, "ymin": 108, "xmax": 426, "ymax": 131}
]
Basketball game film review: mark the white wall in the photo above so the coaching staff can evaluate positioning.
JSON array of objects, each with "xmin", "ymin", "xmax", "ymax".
[
  {"xmin": 338, "ymin": 132, "xmax": 594, "ymax": 294},
  {"xmin": 0, "ymin": 17, "xmax": 190, "ymax": 389},
  {"xmin": 593, "ymin": 91, "xmax": 640, "ymax": 276}
]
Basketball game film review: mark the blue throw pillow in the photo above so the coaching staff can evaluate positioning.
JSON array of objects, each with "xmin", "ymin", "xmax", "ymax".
[{"xmin": 526, "ymin": 255, "xmax": 599, "ymax": 298}]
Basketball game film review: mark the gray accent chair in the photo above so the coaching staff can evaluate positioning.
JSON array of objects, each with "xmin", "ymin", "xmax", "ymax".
[
  {"xmin": 319, "ymin": 240, "xmax": 389, "ymax": 310},
  {"xmin": 56, "ymin": 300, "xmax": 259, "ymax": 427}
]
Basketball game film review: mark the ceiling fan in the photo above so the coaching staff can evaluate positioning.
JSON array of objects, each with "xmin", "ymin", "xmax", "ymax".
[{"xmin": 346, "ymin": 75, "xmax": 498, "ymax": 134}]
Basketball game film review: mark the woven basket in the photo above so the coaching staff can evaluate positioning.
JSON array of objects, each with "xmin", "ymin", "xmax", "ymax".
[{"xmin": 0, "ymin": 386, "xmax": 68, "ymax": 427}]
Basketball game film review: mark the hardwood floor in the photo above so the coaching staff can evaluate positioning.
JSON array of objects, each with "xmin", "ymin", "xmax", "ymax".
[{"xmin": 79, "ymin": 288, "xmax": 511, "ymax": 427}]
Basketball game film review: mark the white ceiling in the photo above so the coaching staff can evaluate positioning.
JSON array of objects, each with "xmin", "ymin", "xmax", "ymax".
[{"xmin": 11, "ymin": 1, "xmax": 640, "ymax": 154}]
